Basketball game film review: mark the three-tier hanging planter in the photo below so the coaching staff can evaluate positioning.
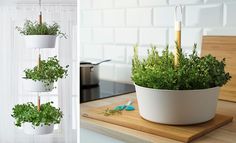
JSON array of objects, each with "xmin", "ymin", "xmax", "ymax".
[
  {"xmin": 12, "ymin": 2, "xmax": 69, "ymax": 134},
  {"xmin": 16, "ymin": 20, "xmax": 66, "ymax": 49},
  {"xmin": 132, "ymin": 44, "xmax": 231, "ymax": 125}
]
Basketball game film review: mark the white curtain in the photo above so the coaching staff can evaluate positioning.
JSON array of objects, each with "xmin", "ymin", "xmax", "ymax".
[{"xmin": 0, "ymin": 4, "xmax": 77, "ymax": 143}]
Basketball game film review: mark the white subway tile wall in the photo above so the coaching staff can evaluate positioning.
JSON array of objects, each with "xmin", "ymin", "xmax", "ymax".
[
  {"xmin": 153, "ymin": 6, "xmax": 175, "ymax": 27},
  {"xmin": 103, "ymin": 9, "xmax": 125, "ymax": 26},
  {"xmin": 115, "ymin": 28, "xmax": 138, "ymax": 44},
  {"xmin": 93, "ymin": 28, "xmax": 114, "ymax": 43},
  {"xmin": 80, "ymin": 0, "xmax": 236, "ymax": 83},
  {"xmin": 114, "ymin": 0, "xmax": 138, "ymax": 8},
  {"xmin": 126, "ymin": 8, "xmax": 152, "ymax": 26}
]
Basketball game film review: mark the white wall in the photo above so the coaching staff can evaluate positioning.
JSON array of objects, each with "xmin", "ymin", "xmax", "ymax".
[{"xmin": 80, "ymin": 0, "xmax": 236, "ymax": 83}]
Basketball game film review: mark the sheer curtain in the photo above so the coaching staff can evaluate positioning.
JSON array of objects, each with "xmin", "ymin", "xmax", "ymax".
[{"xmin": 0, "ymin": 3, "xmax": 77, "ymax": 143}]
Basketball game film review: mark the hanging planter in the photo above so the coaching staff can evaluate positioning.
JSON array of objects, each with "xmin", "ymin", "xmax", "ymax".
[
  {"xmin": 23, "ymin": 123, "xmax": 54, "ymax": 135},
  {"xmin": 23, "ymin": 56, "xmax": 69, "ymax": 92},
  {"xmin": 25, "ymin": 35, "xmax": 57, "ymax": 49},
  {"xmin": 12, "ymin": 102, "xmax": 62, "ymax": 135},
  {"xmin": 132, "ymin": 45, "xmax": 231, "ymax": 125},
  {"xmin": 16, "ymin": 20, "xmax": 66, "ymax": 49},
  {"xmin": 23, "ymin": 78, "xmax": 54, "ymax": 92},
  {"xmin": 135, "ymin": 85, "xmax": 220, "ymax": 125}
]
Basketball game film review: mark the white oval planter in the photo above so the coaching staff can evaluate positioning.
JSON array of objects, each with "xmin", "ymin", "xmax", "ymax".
[
  {"xmin": 135, "ymin": 84, "xmax": 220, "ymax": 125},
  {"xmin": 25, "ymin": 35, "xmax": 57, "ymax": 49},
  {"xmin": 23, "ymin": 123, "xmax": 54, "ymax": 135},
  {"xmin": 23, "ymin": 79, "xmax": 54, "ymax": 92}
]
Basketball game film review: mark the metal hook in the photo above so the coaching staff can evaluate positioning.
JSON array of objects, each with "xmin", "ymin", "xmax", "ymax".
[
  {"xmin": 175, "ymin": 5, "xmax": 183, "ymax": 21},
  {"xmin": 39, "ymin": 0, "xmax": 41, "ymax": 8}
]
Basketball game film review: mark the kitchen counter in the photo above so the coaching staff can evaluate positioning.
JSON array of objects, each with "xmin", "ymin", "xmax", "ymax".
[{"xmin": 80, "ymin": 93, "xmax": 236, "ymax": 143}]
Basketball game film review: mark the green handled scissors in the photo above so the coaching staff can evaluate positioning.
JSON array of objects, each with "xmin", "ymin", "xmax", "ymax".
[{"xmin": 114, "ymin": 100, "xmax": 135, "ymax": 111}]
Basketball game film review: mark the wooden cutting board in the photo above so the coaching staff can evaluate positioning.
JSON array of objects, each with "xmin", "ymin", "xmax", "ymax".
[
  {"xmin": 82, "ymin": 100, "xmax": 233, "ymax": 143},
  {"xmin": 201, "ymin": 36, "xmax": 236, "ymax": 102}
]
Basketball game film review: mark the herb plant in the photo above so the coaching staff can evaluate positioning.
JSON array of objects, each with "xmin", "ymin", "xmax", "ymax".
[
  {"xmin": 16, "ymin": 20, "xmax": 67, "ymax": 38},
  {"xmin": 12, "ymin": 102, "xmax": 63, "ymax": 127},
  {"xmin": 132, "ymin": 44, "xmax": 231, "ymax": 90},
  {"xmin": 24, "ymin": 56, "xmax": 69, "ymax": 86}
]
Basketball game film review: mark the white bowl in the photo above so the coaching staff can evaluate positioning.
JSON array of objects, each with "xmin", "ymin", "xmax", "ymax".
[
  {"xmin": 23, "ymin": 79, "xmax": 54, "ymax": 92},
  {"xmin": 23, "ymin": 123, "xmax": 54, "ymax": 135},
  {"xmin": 25, "ymin": 35, "xmax": 57, "ymax": 49},
  {"xmin": 135, "ymin": 84, "xmax": 220, "ymax": 125}
]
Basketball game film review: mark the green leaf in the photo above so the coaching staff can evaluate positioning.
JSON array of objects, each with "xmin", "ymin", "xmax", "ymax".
[
  {"xmin": 131, "ymin": 44, "xmax": 231, "ymax": 90},
  {"xmin": 24, "ymin": 56, "xmax": 69, "ymax": 88},
  {"xmin": 16, "ymin": 20, "xmax": 67, "ymax": 38},
  {"xmin": 11, "ymin": 102, "xmax": 63, "ymax": 127}
]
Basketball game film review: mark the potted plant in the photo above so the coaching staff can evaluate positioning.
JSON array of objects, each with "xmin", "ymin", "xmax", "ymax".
[
  {"xmin": 16, "ymin": 20, "xmax": 66, "ymax": 48},
  {"xmin": 132, "ymin": 44, "xmax": 231, "ymax": 125},
  {"xmin": 23, "ymin": 56, "xmax": 69, "ymax": 92},
  {"xmin": 12, "ymin": 102, "xmax": 63, "ymax": 135}
]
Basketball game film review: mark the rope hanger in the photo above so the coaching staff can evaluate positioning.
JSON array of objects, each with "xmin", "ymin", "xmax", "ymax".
[
  {"xmin": 37, "ymin": 0, "xmax": 42, "ymax": 111},
  {"xmin": 39, "ymin": 0, "xmax": 42, "ymax": 24},
  {"xmin": 175, "ymin": 5, "xmax": 183, "ymax": 22}
]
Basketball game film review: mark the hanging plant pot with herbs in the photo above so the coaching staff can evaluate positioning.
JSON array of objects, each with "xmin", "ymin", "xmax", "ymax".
[
  {"xmin": 16, "ymin": 20, "xmax": 67, "ymax": 49},
  {"xmin": 23, "ymin": 56, "xmax": 69, "ymax": 92},
  {"xmin": 132, "ymin": 44, "xmax": 231, "ymax": 125},
  {"xmin": 12, "ymin": 102, "xmax": 63, "ymax": 135}
]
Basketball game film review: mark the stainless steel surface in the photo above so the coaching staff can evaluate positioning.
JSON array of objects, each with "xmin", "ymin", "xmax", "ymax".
[
  {"xmin": 80, "ymin": 59, "xmax": 111, "ymax": 86},
  {"xmin": 80, "ymin": 63, "xmax": 99, "ymax": 86},
  {"xmin": 93, "ymin": 59, "xmax": 111, "ymax": 65}
]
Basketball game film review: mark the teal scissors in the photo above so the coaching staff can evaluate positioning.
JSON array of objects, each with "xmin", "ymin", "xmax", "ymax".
[{"xmin": 114, "ymin": 100, "xmax": 135, "ymax": 111}]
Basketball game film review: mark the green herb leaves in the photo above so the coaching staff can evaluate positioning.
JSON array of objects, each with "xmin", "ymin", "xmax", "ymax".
[
  {"xmin": 16, "ymin": 20, "xmax": 67, "ymax": 38},
  {"xmin": 102, "ymin": 108, "xmax": 122, "ymax": 116},
  {"xmin": 11, "ymin": 102, "xmax": 63, "ymax": 127},
  {"xmin": 24, "ymin": 56, "xmax": 69, "ymax": 86},
  {"xmin": 132, "ymin": 45, "xmax": 231, "ymax": 90}
]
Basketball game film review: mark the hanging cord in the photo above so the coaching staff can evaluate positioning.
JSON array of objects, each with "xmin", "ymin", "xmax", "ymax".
[
  {"xmin": 38, "ymin": 49, "xmax": 41, "ymax": 69},
  {"xmin": 37, "ymin": 93, "xmax": 41, "ymax": 111},
  {"xmin": 175, "ymin": 5, "xmax": 183, "ymax": 22},
  {"xmin": 174, "ymin": 5, "xmax": 183, "ymax": 66},
  {"xmin": 39, "ymin": 0, "xmax": 42, "ymax": 24},
  {"xmin": 37, "ymin": 0, "xmax": 42, "ymax": 112},
  {"xmin": 37, "ymin": 48, "xmax": 41, "ymax": 111}
]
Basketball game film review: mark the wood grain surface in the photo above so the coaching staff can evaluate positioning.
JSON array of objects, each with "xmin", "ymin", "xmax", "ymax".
[
  {"xmin": 201, "ymin": 36, "xmax": 236, "ymax": 102},
  {"xmin": 82, "ymin": 100, "xmax": 233, "ymax": 143}
]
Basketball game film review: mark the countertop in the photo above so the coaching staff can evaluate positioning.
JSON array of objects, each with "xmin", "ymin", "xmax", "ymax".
[{"xmin": 80, "ymin": 93, "xmax": 236, "ymax": 143}]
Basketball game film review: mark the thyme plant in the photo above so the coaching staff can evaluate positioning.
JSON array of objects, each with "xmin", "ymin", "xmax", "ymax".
[{"xmin": 132, "ymin": 44, "xmax": 231, "ymax": 90}]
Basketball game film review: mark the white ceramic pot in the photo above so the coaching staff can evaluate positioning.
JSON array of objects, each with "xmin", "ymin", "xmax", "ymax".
[
  {"xmin": 23, "ymin": 79, "xmax": 54, "ymax": 92},
  {"xmin": 23, "ymin": 123, "xmax": 54, "ymax": 135},
  {"xmin": 25, "ymin": 35, "xmax": 57, "ymax": 49},
  {"xmin": 135, "ymin": 84, "xmax": 220, "ymax": 125}
]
